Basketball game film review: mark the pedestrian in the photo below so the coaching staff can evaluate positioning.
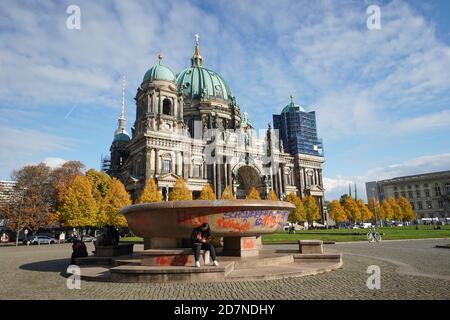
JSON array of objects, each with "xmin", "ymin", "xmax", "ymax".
[
  {"xmin": 70, "ymin": 239, "xmax": 88, "ymax": 265},
  {"xmin": 191, "ymin": 223, "xmax": 219, "ymax": 268}
]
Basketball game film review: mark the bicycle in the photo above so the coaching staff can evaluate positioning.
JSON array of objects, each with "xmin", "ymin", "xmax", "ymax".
[{"xmin": 366, "ymin": 226, "xmax": 382, "ymax": 243}]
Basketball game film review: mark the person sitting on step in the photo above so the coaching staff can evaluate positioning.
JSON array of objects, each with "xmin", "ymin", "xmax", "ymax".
[{"xmin": 191, "ymin": 223, "xmax": 219, "ymax": 268}]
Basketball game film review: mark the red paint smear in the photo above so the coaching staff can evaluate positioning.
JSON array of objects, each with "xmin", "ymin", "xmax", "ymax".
[{"xmin": 216, "ymin": 217, "xmax": 250, "ymax": 232}]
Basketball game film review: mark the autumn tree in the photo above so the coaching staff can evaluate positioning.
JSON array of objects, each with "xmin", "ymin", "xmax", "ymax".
[
  {"xmin": 85, "ymin": 168, "xmax": 111, "ymax": 203},
  {"xmin": 169, "ymin": 177, "xmax": 192, "ymax": 201},
  {"xmin": 267, "ymin": 190, "xmax": 279, "ymax": 201},
  {"xmin": 397, "ymin": 196, "xmax": 416, "ymax": 222},
  {"xmin": 221, "ymin": 185, "xmax": 234, "ymax": 200},
  {"xmin": 328, "ymin": 200, "xmax": 347, "ymax": 225},
  {"xmin": 357, "ymin": 199, "xmax": 373, "ymax": 222},
  {"xmin": 58, "ymin": 175, "xmax": 98, "ymax": 228},
  {"xmin": 381, "ymin": 199, "xmax": 394, "ymax": 222},
  {"xmin": 50, "ymin": 161, "xmax": 85, "ymax": 204},
  {"xmin": 9, "ymin": 164, "xmax": 57, "ymax": 233},
  {"xmin": 343, "ymin": 196, "xmax": 361, "ymax": 223},
  {"xmin": 368, "ymin": 197, "xmax": 381, "ymax": 223},
  {"xmin": 198, "ymin": 184, "xmax": 216, "ymax": 200},
  {"xmin": 98, "ymin": 178, "xmax": 130, "ymax": 227},
  {"xmin": 303, "ymin": 195, "xmax": 320, "ymax": 225},
  {"xmin": 246, "ymin": 187, "xmax": 261, "ymax": 200},
  {"xmin": 387, "ymin": 197, "xmax": 403, "ymax": 221},
  {"xmin": 137, "ymin": 178, "xmax": 163, "ymax": 203},
  {"xmin": 285, "ymin": 192, "xmax": 305, "ymax": 223}
]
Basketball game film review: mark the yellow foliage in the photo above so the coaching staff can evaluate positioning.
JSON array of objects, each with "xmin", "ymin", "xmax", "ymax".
[
  {"xmin": 58, "ymin": 175, "xmax": 98, "ymax": 227},
  {"xmin": 246, "ymin": 187, "xmax": 261, "ymax": 200},
  {"xmin": 198, "ymin": 184, "xmax": 216, "ymax": 200},
  {"xmin": 343, "ymin": 197, "xmax": 361, "ymax": 222},
  {"xmin": 169, "ymin": 177, "xmax": 192, "ymax": 201},
  {"xmin": 284, "ymin": 192, "xmax": 305, "ymax": 222},
  {"xmin": 368, "ymin": 197, "xmax": 380, "ymax": 222},
  {"xmin": 137, "ymin": 178, "xmax": 163, "ymax": 203},
  {"xmin": 221, "ymin": 185, "xmax": 235, "ymax": 200},
  {"xmin": 357, "ymin": 199, "xmax": 373, "ymax": 222},
  {"xmin": 303, "ymin": 195, "xmax": 320, "ymax": 223},
  {"xmin": 397, "ymin": 196, "xmax": 416, "ymax": 222},
  {"xmin": 98, "ymin": 178, "xmax": 131, "ymax": 227},
  {"xmin": 328, "ymin": 200, "xmax": 347, "ymax": 224},
  {"xmin": 267, "ymin": 190, "xmax": 279, "ymax": 201}
]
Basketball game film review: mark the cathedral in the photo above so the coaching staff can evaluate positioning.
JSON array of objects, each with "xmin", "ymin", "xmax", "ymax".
[{"xmin": 106, "ymin": 35, "xmax": 326, "ymax": 221}]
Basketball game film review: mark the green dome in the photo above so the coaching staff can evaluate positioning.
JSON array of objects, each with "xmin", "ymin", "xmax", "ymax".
[
  {"xmin": 113, "ymin": 132, "xmax": 131, "ymax": 143},
  {"xmin": 176, "ymin": 66, "xmax": 233, "ymax": 101},
  {"xmin": 143, "ymin": 63, "xmax": 176, "ymax": 83}
]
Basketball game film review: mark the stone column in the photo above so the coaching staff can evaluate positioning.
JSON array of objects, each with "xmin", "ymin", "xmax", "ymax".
[{"xmin": 155, "ymin": 150, "xmax": 160, "ymax": 174}]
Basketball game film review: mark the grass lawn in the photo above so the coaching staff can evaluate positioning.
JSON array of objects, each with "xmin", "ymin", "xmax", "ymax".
[
  {"xmin": 120, "ymin": 225, "xmax": 450, "ymax": 244},
  {"xmin": 262, "ymin": 225, "xmax": 450, "ymax": 243}
]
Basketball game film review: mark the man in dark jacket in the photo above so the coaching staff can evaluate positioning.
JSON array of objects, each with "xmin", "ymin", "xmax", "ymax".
[{"xmin": 191, "ymin": 223, "xmax": 219, "ymax": 267}]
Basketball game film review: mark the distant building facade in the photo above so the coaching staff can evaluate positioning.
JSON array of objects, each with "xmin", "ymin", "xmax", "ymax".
[
  {"xmin": 366, "ymin": 170, "xmax": 450, "ymax": 222},
  {"xmin": 0, "ymin": 180, "xmax": 16, "ymax": 209},
  {"xmin": 103, "ymin": 36, "xmax": 327, "ymax": 221}
]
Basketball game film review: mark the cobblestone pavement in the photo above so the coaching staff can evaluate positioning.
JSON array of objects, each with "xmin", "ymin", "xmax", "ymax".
[{"xmin": 0, "ymin": 239, "xmax": 449, "ymax": 300}]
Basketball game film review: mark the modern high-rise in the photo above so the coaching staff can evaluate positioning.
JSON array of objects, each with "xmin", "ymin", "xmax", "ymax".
[
  {"xmin": 272, "ymin": 96, "xmax": 323, "ymax": 157},
  {"xmin": 365, "ymin": 170, "xmax": 450, "ymax": 223}
]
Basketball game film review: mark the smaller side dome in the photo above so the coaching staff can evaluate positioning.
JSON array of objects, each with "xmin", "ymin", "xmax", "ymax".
[
  {"xmin": 142, "ymin": 54, "xmax": 176, "ymax": 83},
  {"xmin": 113, "ymin": 132, "xmax": 130, "ymax": 143}
]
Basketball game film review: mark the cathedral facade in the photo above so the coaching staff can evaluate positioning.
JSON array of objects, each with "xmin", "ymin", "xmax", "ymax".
[{"xmin": 106, "ymin": 36, "xmax": 326, "ymax": 221}]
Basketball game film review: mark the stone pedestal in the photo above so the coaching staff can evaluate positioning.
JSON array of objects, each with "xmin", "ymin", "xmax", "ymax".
[
  {"xmin": 140, "ymin": 249, "xmax": 210, "ymax": 266},
  {"xmin": 222, "ymin": 236, "xmax": 260, "ymax": 257},
  {"xmin": 298, "ymin": 240, "xmax": 323, "ymax": 254},
  {"xmin": 95, "ymin": 244, "xmax": 134, "ymax": 257},
  {"xmin": 144, "ymin": 237, "xmax": 181, "ymax": 250}
]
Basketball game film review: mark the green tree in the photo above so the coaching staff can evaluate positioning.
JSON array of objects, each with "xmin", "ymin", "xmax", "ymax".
[
  {"xmin": 343, "ymin": 196, "xmax": 361, "ymax": 223},
  {"xmin": 246, "ymin": 187, "xmax": 261, "ymax": 200},
  {"xmin": 58, "ymin": 175, "xmax": 98, "ymax": 227},
  {"xmin": 267, "ymin": 190, "xmax": 279, "ymax": 201},
  {"xmin": 137, "ymin": 178, "xmax": 163, "ymax": 203},
  {"xmin": 303, "ymin": 195, "xmax": 320, "ymax": 225},
  {"xmin": 198, "ymin": 184, "xmax": 216, "ymax": 200},
  {"xmin": 328, "ymin": 200, "xmax": 347, "ymax": 225},
  {"xmin": 169, "ymin": 177, "xmax": 192, "ymax": 201},
  {"xmin": 98, "ymin": 178, "xmax": 130, "ymax": 227},
  {"xmin": 221, "ymin": 185, "xmax": 234, "ymax": 200}
]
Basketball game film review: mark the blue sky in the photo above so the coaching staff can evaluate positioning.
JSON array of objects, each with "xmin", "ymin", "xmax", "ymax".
[{"xmin": 0, "ymin": 0, "xmax": 449, "ymax": 201}]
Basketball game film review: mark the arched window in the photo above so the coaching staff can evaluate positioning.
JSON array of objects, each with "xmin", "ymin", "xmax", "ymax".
[{"xmin": 162, "ymin": 98, "xmax": 172, "ymax": 116}]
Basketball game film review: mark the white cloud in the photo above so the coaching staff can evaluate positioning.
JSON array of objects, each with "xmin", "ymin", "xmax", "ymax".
[
  {"xmin": 42, "ymin": 157, "xmax": 67, "ymax": 169},
  {"xmin": 0, "ymin": 126, "xmax": 70, "ymax": 179},
  {"xmin": 325, "ymin": 152, "xmax": 450, "ymax": 201}
]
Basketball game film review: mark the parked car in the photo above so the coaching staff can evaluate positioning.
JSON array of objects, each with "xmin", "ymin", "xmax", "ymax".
[
  {"xmin": 81, "ymin": 235, "xmax": 96, "ymax": 242},
  {"xmin": 23, "ymin": 235, "xmax": 57, "ymax": 245}
]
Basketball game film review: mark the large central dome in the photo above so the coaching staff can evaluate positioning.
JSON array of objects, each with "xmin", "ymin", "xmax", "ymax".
[
  {"xmin": 176, "ymin": 35, "xmax": 234, "ymax": 101},
  {"xmin": 176, "ymin": 66, "xmax": 233, "ymax": 101}
]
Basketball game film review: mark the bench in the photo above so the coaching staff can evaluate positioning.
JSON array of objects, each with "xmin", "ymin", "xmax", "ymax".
[{"xmin": 298, "ymin": 240, "xmax": 323, "ymax": 254}]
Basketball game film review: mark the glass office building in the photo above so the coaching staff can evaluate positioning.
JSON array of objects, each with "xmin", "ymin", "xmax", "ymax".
[{"xmin": 273, "ymin": 98, "xmax": 323, "ymax": 157}]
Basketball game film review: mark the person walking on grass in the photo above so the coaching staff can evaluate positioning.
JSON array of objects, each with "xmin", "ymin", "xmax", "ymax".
[{"xmin": 191, "ymin": 223, "xmax": 219, "ymax": 268}]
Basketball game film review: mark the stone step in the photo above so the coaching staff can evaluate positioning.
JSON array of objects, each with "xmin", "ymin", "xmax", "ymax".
[
  {"xmin": 77, "ymin": 265, "xmax": 111, "ymax": 282},
  {"xmin": 225, "ymin": 261, "xmax": 342, "ymax": 281},
  {"xmin": 219, "ymin": 254, "xmax": 294, "ymax": 269},
  {"xmin": 293, "ymin": 253, "xmax": 342, "ymax": 263},
  {"xmin": 109, "ymin": 262, "xmax": 234, "ymax": 283}
]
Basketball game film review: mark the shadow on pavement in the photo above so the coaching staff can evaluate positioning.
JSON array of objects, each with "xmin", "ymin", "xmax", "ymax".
[{"xmin": 20, "ymin": 258, "xmax": 71, "ymax": 278}]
